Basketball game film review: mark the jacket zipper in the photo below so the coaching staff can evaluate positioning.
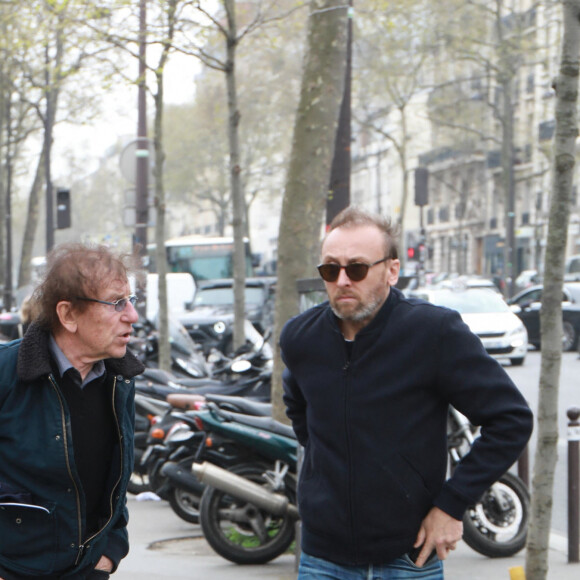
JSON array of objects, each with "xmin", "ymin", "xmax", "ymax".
[
  {"xmin": 48, "ymin": 375, "xmax": 84, "ymax": 563},
  {"xmin": 75, "ymin": 376, "xmax": 124, "ymax": 565},
  {"xmin": 342, "ymin": 339, "xmax": 357, "ymax": 559}
]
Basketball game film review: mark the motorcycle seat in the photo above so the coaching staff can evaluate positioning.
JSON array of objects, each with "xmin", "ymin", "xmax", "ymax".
[
  {"xmin": 217, "ymin": 408, "xmax": 296, "ymax": 440},
  {"xmin": 205, "ymin": 393, "xmax": 272, "ymax": 416},
  {"xmin": 167, "ymin": 393, "xmax": 207, "ymax": 410}
]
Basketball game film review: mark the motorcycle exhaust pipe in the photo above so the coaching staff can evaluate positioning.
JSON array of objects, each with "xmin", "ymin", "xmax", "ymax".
[
  {"xmin": 192, "ymin": 461, "xmax": 299, "ymax": 520},
  {"xmin": 161, "ymin": 461, "xmax": 206, "ymax": 495}
]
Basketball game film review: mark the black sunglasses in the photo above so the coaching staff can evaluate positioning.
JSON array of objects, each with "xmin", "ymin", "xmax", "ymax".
[
  {"xmin": 77, "ymin": 294, "xmax": 138, "ymax": 312},
  {"xmin": 317, "ymin": 258, "xmax": 390, "ymax": 283}
]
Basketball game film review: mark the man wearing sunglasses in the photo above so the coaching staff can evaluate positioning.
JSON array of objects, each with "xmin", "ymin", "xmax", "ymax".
[
  {"xmin": 281, "ymin": 206, "xmax": 532, "ymax": 579},
  {"xmin": 0, "ymin": 242, "xmax": 145, "ymax": 579}
]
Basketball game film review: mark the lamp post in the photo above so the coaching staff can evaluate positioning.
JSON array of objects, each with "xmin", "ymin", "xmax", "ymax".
[{"xmin": 326, "ymin": 0, "xmax": 353, "ymax": 226}]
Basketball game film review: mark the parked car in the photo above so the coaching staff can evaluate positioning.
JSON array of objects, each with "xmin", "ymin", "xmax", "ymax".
[
  {"xmin": 435, "ymin": 275, "xmax": 501, "ymax": 293},
  {"xmin": 179, "ymin": 277, "xmax": 276, "ymax": 356},
  {"xmin": 409, "ymin": 287, "xmax": 528, "ymax": 366},
  {"xmin": 565, "ymin": 254, "xmax": 580, "ymax": 281},
  {"xmin": 515, "ymin": 269, "xmax": 542, "ymax": 292},
  {"xmin": 507, "ymin": 282, "xmax": 580, "ymax": 351}
]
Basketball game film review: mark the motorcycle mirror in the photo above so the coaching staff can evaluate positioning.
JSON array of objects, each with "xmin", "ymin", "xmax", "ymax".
[{"xmin": 230, "ymin": 360, "xmax": 252, "ymax": 373}]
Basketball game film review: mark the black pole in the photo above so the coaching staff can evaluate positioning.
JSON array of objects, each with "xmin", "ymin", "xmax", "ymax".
[
  {"xmin": 568, "ymin": 407, "xmax": 580, "ymax": 563},
  {"xmin": 135, "ymin": 0, "xmax": 149, "ymax": 254},
  {"xmin": 4, "ymin": 95, "xmax": 13, "ymax": 311},
  {"xmin": 45, "ymin": 44, "xmax": 54, "ymax": 254},
  {"xmin": 326, "ymin": 0, "xmax": 352, "ymax": 226},
  {"xmin": 134, "ymin": 0, "xmax": 149, "ymax": 319}
]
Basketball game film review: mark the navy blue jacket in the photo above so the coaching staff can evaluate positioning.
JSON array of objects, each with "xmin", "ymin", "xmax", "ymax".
[
  {"xmin": 281, "ymin": 287, "xmax": 533, "ymax": 566},
  {"xmin": 0, "ymin": 323, "xmax": 145, "ymax": 578}
]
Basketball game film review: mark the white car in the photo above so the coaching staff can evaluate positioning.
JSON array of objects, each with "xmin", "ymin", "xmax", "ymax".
[{"xmin": 409, "ymin": 287, "xmax": 528, "ymax": 366}]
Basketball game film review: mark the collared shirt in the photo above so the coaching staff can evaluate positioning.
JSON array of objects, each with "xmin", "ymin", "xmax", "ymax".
[{"xmin": 49, "ymin": 335, "xmax": 105, "ymax": 388}]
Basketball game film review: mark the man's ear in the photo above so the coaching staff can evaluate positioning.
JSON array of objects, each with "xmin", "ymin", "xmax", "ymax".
[
  {"xmin": 56, "ymin": 301, "xmax": 78, "ymax": 333},
  {"xmin": 386, "ymin": 259, "xmax": 401, "ymax": 287}
]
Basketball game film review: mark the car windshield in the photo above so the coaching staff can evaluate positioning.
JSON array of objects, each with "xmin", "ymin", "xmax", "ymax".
[
  {"xmin": 194, "ymin": 286, "xmax": 264, "ymax": 307},
  {"xmin": 419, "ymin": 289, "xmax": 510, "ymax": 314}
]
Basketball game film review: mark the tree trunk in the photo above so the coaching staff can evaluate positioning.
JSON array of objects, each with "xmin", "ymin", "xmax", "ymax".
[
  {"xmin": 271, "ymin": 0, "xmax": 348, "ymax": 422},
  {"xmin": 224, "ymin": 0, "xmax": 246, "ymax": 352},
  {"xmin": 525, "ymin": 1, "xmax": 580, "ymax": 577},
  {"xmin": 154, "ymin": 0, "xmax": 178, "ymax": 373}
]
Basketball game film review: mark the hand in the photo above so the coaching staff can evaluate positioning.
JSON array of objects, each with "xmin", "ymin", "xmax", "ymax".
[
  {"xmin": 413, "ymin": 506, "xmax": 463, "ymax": 567},
  {"xmin": 94, "ymin": 555, "xmax": 114, "ymax": 572}
]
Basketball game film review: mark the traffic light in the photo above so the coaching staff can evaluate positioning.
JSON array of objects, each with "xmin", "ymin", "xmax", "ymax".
[
  {"xmin": 414, "ymin": 167, "xmax": 429, "ymax": 206},
  {"xmin": 407, "ymin": 243, "xmax": 427, "ymax": 261},
  {"xmin": 56, "ymin": 188, "xmax": 71, "ymax": 229}
]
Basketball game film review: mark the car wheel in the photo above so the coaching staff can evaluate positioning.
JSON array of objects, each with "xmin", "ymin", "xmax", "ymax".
[
  {"xmin": 562, "ymin": 321, "xmax": 576, "ymax": 352},
  {"xmin": 510, "ymin": 357, "xmax": 525, "ymax": 366}
]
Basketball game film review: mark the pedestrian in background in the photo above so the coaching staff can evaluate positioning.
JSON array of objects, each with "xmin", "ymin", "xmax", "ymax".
[
  {"xmin": 281, "ymin": 206, "xmax": 533, "ymax": 579},
  {"xmin": 0, "ymin": 243, "xmax": 145, "ymax": 579}
]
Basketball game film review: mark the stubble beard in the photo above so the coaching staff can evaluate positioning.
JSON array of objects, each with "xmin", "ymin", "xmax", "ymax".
[{"xmin": 330, "ymin": 291, "xmax": 386, "ymax": 324}]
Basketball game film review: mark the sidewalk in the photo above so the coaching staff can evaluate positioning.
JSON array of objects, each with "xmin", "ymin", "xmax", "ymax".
[{"xmin": 116, "ymin": 496, "xmax": 580, "ymax": 579}]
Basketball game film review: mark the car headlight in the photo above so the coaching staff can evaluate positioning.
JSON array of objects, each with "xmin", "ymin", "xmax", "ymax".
[
  {"xmin": 213, "ymin": 321, "xmax": 227, "ymax": 334},
  {"xmin": 507, "ymin": 324, "xmax": 528, "ymax": 347}
]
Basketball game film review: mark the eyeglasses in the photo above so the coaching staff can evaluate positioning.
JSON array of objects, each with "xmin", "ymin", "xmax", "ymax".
[
  {"xmin": 317, "ymin": 258, "xmax": 390, "ymax": 283},
  {"xmin": 77, "ymin": 294, "xmax": 138, "ymax": 312}
]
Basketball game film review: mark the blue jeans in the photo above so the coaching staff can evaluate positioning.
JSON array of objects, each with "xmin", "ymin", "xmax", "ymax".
[{"xmin": 298, "ymin": 551, "xmax": 444, "ymax": 580}]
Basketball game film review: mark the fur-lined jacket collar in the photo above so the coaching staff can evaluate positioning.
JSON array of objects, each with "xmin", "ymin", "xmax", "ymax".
[{"xmin": 17, "ymin": 322, "xmax": 145, "ymax": 383}]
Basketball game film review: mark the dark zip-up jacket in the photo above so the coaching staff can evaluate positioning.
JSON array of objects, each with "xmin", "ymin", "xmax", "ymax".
[
  {"xmin": 281, "ymin": 287, "xmax": 533, "ymax": 566},
  {"xmin": 0, "ymin": 323, "xmax": 145, "ymax": 578}
]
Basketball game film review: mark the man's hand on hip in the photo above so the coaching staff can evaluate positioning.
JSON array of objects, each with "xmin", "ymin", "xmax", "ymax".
[{"xmin": 413, "ymin": 506, "xmax": 463, "ymax": 567}]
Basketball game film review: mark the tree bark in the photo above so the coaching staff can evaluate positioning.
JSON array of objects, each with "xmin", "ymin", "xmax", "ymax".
[
  {"xmin": 525, "ymin": 1, "xmax": 580, "ymax": 577},
  {"xmin": 223, "ymin": 0, "xmax": 246, "ymax": 352},
  {"xmin": 152, "ymin": 0, "xmax": 179, "ymax": 373},
  {"xmin": 271, "ymin": 0, "xmax": 348, "ymax": 422}
]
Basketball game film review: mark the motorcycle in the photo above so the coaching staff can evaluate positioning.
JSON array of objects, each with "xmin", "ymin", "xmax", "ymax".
[
  {"xmin": 129, "ymin": 342, "xmax": 272, "ymax": 498},
  {"xmin": 130, "ymin": 317, "xmax": 211, "ymax": 379},
  {"xmin": 447, "ymin": 406, "xmax": 530, "ymax": 558},
  {"xmin": 137, "ymin": 394, "xmax": 273, "ymax": 523},
  {"xmin": 190, "ymin": 404, "xmax": 298, "ymax": 565},
  {"xmin": 129, "ymin": 393, "xmax": 172, "ymax": 494}
]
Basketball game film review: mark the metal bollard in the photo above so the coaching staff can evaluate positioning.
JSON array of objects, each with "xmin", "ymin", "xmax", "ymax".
[
  {"xmin": 518, "ymin": 444, "xmax": 529, "ymax": 489},
  {"xmin": 568, "ymin": 407, "xmax": 580, "ymax": 563}
]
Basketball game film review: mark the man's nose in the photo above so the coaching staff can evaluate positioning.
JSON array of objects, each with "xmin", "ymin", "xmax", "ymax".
[
  {"xmin": 336, "ymin": 268, "xmax": 352, "ymax": 286},
  {"xmin": 123, "ymin": 301, "xmax": 140, "ymax": 322}
]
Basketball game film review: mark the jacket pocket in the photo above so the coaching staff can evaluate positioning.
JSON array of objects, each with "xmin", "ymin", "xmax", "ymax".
[{"xmin": 0, "ymin": 501, "xmax": 58, "ymax": 575}]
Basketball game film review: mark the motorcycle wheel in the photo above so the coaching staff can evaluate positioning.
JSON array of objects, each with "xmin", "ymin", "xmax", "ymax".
[
  {"xmin": 462, "ymin": 472, "xmax": 530, "ymax": 558},
  {"xmin": 168, "ymin": 487, "xmax": 201, "ymax": 524},
  {"xmin": 199, "ymin": 463, "xmax": 296, "ymax": 565}
]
